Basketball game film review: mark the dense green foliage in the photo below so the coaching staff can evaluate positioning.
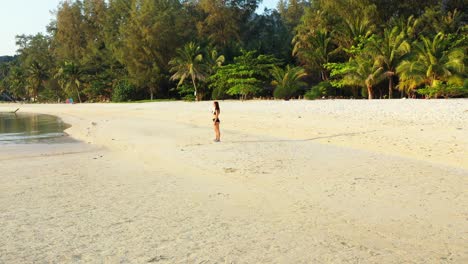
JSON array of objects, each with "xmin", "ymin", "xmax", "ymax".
[
  {"xmin": 304, "ymin": 81, "xmax": 334, "ymax": 99},
  {"xmin": 0, "ymin": 0, "xmax": 466, "ymax": 102},
  {"xmin": 112, "ymin": 79, "xmax": 136, "ymax": 102},
  {"xmin": 271, "ymin": 65, "xmax": 307, "ymax": 99},
  {"xmin": 209, "ymin": 50, "xmax": 280, "ymax": 99}
]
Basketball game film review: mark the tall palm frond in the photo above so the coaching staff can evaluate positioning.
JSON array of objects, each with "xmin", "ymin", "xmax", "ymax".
[
  {"xmin": 27, "ymin": 61, "xmax": 48, "ymax": 101},
  {"xmin": 397, "ymin": 33, "xmax": 466, "ymax": 94},
  {"xmin": 204, "ymin": 47, "xmax": 225, "ymax": 74},
  {"xmin": 343, "ymin": 53, "xmax": 384, "ymax": 99},
  {"xmin": 370, "ymin": 26, "xmax": 411, "ymax": 98},
  {"xmin": 55, "ymin": 61, "xmax": 83, "ymax": 103},
  {"xmin": 293, "ymin": 29, "xmax": 338, "ymax": 81},
  {"xmin": 169, "ymin": 42, "xmax": 208, "ymax": 101},
  {"xmin": 271, "ymin": 65, "xmax": 307, "ymax": 99}
]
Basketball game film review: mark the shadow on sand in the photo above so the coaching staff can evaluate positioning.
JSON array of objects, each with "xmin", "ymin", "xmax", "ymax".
[{"xmin": 228, "ymin": 130, "xmax": 378, "ymax": 144}]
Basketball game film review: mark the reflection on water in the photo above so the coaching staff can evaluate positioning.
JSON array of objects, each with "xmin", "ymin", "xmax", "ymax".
[{"xmin": 0, "ymin": 112, "xmax": 71, "ymax": 144}]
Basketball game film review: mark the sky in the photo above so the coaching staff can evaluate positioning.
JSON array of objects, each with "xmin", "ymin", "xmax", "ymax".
[
  {"xmin": 0, "ymin": 0, "xmax": 61, "ymax": 56},
  {"xmin": 0, "ymin": 0, "xmax": 278, "ymax": 56},
  {"xmin": 258, "ymin": 0, "xmax": 278, "ymax": 12}
]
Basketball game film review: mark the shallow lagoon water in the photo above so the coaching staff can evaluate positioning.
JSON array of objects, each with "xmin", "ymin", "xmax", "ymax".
[{"xmin": 0, "ymin": 112, "xmax": 72, "ymax": 144}]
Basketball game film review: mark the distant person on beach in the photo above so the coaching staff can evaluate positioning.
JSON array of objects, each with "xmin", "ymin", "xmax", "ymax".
[{"xmin": 212, "ymin": 101, "xmax": 221, "ymax": 142}]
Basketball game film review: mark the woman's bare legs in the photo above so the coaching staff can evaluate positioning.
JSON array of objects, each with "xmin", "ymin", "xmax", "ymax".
[
  {"xmin": 213, "ymin": 122, "xmax": 217, "ymax": 141},
  {"xmin": 214, "ymin": 122, "xmax": 220, "ymax": 141}
]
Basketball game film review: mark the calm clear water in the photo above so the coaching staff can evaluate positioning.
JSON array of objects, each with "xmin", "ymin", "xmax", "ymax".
[{"xmin": 0, "ymin": 112, "xmax": 71, "ymax": 144}]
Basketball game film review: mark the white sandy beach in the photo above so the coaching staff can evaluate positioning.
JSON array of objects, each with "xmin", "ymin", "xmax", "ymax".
[{"xmin": 1, "ymin": 100, "xmax": 467, "ymax": 263}]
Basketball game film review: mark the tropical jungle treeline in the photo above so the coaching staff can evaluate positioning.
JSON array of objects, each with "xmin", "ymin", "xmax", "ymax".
[{"xmin": 0, "ymin": 0, "xmax": 466, "ymax": 102}]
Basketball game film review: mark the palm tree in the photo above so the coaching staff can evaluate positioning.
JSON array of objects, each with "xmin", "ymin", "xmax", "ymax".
[
  {"xmin": 395, "ymin": 61, "xmax": 426, "ymax": 97},
  {"xmin": 397, "ymin": 33, "xmax": 465, "ymax": 96},
  {"xmin": 318, "ymin": 0, "xmax": 376, "ymax": 52},
  {"xmin": 27, "ymin": 61, "xmax": 48, "ymax": 101},
  {"xmin": 271, "ymin": 65, "xmax": 307, "ymax": 100},
  {"xmin": 293, "ymin": 29, "xmax": 337, "ymax": 81},
  {"xmin": 370, "ymin": 26, "xmax": 411, "ymax": 98},
  {"xmin": 169, "ymin": 42, "xmax": 208, "ymax": 101},
  {"xmin": 204, "ymin": 47, "xmax": 225, "ymax": 74},
  {"xmin": 343, "ymin": 53, "xmax": 384, "ymax": 99},
  {"xmin": 340, "ymin": 15, "xmax": 375, "ymax": 50},
  {"xmin": 392, "ymin": 15, "xmax": 420, "ymax": 42},
  {"xmin": 55, "ymin": 61, "xmax": 84, "ymax": 103},
  {"xmin": 7, "ymin": 66, "xmax": 27, "ymax": 99}
]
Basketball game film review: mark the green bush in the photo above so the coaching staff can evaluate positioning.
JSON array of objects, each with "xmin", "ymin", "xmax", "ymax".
[
  {"xmin": 211, "ymin": 85, "xmax": 230, "ymax": 100},
  {"xmin": 274, "ymin": 85, "xmax": 298, "ymax": 100},
  {"xmin": 176, "ymin": 84, "xmax": 196, "ymax": 101},
  {"xmin": 361, "ymin": 87, "xmax": 368, "ymax": 99},
  {"xmin": 304, "ymin": 89, "xmax": 320, "ymax": 100},
  {"xmin": 38, "ymin": 88, "xmax": 58, "ymax": 102},
  {"xmin": 38, "ymin": 79, "xmax": 63, "ymax": 102},
  {"xmin": 112, "ymin": 80, "xmax": 135, "ymax": 102},
  {"xmin": 417, "ymin": 82, "xmax": 468, "ymax": 98},
  {"xmin": 304, "ymin": 82, "xmax": 333, "ymax": 100},
  {"xmin": 84, "ymin": 80, "xmax": 111, "ymax": 101}
]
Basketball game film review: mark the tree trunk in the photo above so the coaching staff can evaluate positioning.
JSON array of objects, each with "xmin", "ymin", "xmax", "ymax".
[
  {"xmin": 321, "ymin": 70, "xmax": 329, "ymax": 81},
  {"xmin": 192, "ymin": 76, "xmax": 200, "ymax": 101},
  {"xmin": 150, "ymin": 89, "xmax": 154, "ymax": 100},
  {"xmin": 367, "ymin": 85, "xmax": 373, "ymax": 100},
  {"xmin": 76, "ymin": 90, "xmax": 82, "ymax": 103},
  {"xmin": 75, "ymin": 84, "xmax": 82, "ymax": 103},
  {"xmin": 388, "ymin": 77, "xmax": 393, "ymax": 99},
  {"xmin": 34, "ymin": 86, "xmax": 38, "ymax": 102}
]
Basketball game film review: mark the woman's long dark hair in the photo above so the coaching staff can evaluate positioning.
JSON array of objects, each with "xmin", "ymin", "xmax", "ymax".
[{"xmin": 214, "ymin": 101, "xmax": 220, "ymax": 113}]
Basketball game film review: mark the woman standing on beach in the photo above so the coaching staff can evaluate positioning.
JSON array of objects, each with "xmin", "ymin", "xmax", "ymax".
[{"xmin": 212, "ymin": 101, "xmax": 221, "ymax": 142}]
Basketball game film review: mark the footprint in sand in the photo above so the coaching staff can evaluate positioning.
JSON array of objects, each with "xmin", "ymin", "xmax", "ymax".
[{"xmin": 223, "ymin": 167, "xmax": 237, "ymax": 173}]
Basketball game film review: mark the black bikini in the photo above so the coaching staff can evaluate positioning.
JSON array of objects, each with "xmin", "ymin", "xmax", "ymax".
[{"xmin": 213, "ymin": 110, "xmax": 220, "ymax": 123}]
